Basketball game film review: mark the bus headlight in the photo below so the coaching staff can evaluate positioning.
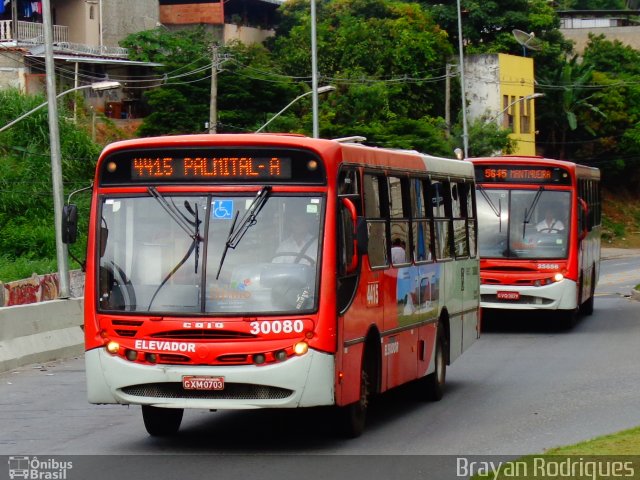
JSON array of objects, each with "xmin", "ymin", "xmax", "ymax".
[
  {"xmin": 293, "ymin": 341, "xmax": 309, "ymax": 356},
  {"xmin": 106, "ymin": 341, "xmax": 120, "ymax": 354},
  {"xmin": 553, "ymin": 273, "xmax": 564, "ymax": 282}
]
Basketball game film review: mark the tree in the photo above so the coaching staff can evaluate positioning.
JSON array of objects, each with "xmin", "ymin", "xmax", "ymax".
[
  {"xmin": 573, "ymin": 35, "xmax": 640, "ymax": 190},
  {"xmin": 121, "ymin": 27, "xmax": 215, "ymax": 135},
  {"xmin": 121, "ymin": 28, "xmax": 299, "ymax": 135},
  {"xmin": 268, "ymin": 0, "xmax": 470, "ymax": 152},
  {"xmin": 536, "ymin": 55, "xmax": 606, "ymax": 159},
  {"xmin": 217, "ymin": 41, "xmax": 300, "ymax": 133},
  {"xmin": 0, "ymin": 89, "xmax": 101, "ymax": 278}
]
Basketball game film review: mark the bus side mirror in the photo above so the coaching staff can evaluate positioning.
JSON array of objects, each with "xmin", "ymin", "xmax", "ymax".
[
  {"xmin": 62, "ymin": 204, "xmax": 78, "ymax": 244},
  {"xmin": 341, "ymin": 198, "xmax": 361, "ymax": 274}
]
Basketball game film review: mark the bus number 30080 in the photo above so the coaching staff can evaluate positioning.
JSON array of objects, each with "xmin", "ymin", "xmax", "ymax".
[{"xmin": 250, "ymin": 320, "xmax": 305, "ymax": 335}]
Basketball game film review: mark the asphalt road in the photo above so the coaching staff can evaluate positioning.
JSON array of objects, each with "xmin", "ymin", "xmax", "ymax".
[{"xmin": 1, "ymin": 250, "xmax": 640, "ymax": 478}]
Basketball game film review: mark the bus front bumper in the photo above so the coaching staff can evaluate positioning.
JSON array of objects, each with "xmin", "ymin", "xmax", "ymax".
[
  {"xmin": 85, "ymin": 347, "xmax": 335, "ymax": 410},
  {"xmin": 480, "ymin": 279, "xmax": 577, "ymax": 311}
]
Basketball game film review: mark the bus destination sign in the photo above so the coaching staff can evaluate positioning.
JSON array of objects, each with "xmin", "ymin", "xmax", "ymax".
[
  {"xmin": 131, "ymin": 156, "xmax": 292, "ymax": 181},
  {"xmin": 98, "ymin": 147, "xmax": 327, "ymax": 185},
  {"xmin": 474, "ymin": 165, "xmax": 571, "ymax": 185}
]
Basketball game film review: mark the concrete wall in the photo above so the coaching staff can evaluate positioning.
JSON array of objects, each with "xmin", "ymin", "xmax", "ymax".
[
  {"xmin": 465, "ymin": 53, "xmax": 537, "ymax": 156},
  {"xmin": 562, "ymin": 26, "xmax": 640, "ymax": 54},
  {"xmin": 0, "ymin": 298, "xmax": 84, "ymax": 373},
  {"xmin": 101, "ymin": 0, "xmax": 159, "ymax": 48},
  {"xmin": 0, "ymin": 48, "xmax": 25, "ymax": 91}
]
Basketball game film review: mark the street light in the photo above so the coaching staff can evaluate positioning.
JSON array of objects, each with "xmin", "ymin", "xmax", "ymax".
[
  {"xmin": 489, "ymin": 93, "xmax": 545, "ymax": 124},
  {"xmin": 0, "ymin": 81, "xmax": 121, "ymax": 134},
  {"xmin": 255, "ymin": 85, "xmax": 335, "ymax": 134},
  {"xmin": 456, "ymin": 0, "xmax": 469, "ymax": 159}
]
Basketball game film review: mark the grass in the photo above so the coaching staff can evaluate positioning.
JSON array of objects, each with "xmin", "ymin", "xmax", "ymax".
[
  {"xmin": 545, "ymin": 426, "xmax": 640, "ymax": 455},
  {"xmin": 0, "ymin": 255, "xmax": 58, "ymax": 283},
  {"xmin": 470, "ymin": 427, "xmax": 640, "ymax": 479}
]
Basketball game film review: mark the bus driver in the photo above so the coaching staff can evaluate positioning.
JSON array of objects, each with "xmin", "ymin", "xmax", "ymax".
[{"xmin": 272, "ymin": 205, "xmax": 318, "ymax": 265}]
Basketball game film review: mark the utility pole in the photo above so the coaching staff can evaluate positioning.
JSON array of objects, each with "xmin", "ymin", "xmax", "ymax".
[
  {"xmin": 445, "ymin": 63, "xmax": 452, "ymax": 138},
  {"xmin": 43, "ymin": 0, "xmax": 70, "ymax": 298},
  {"xmin": 310, "ymin": 0, "xmax": 320, "ymax": 138},
  {"xmin": 209, "ymin": 44, "xmax": 218, "ymax": 134}
]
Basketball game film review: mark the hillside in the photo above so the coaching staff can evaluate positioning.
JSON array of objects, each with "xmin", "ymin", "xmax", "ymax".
[{"xmin": 602, "ymin": 189, "xmax": 640, "ymax": 248}]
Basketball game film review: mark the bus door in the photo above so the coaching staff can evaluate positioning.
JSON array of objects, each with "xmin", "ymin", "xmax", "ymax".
[{"xmin": 453, "ymin": 181, "xmax": 480, "ymax": 352}]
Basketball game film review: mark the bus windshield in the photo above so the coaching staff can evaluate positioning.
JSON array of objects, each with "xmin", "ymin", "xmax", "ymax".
[
  {"xmin": 476, "ymin": 188, "xmax": 570, "ymax": 259},
  {"xmin": 98, "ymin": 193, "xmax": 322, "ymax": 314}
]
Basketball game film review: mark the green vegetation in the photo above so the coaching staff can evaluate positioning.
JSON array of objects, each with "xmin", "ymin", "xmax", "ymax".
[
  {"xmin": 0, "ymin": 89, "xmax": 104, "ymax": 282},
  {"xmin": 470, "ymin": 427, "xmax": 640, "ymax": 479},
  {"xmin": 602, "ymin": 189, "xmax": 640, "ymax": 247},
  {"xmin": 545, "ymin": 426, "xmax": 640, "ymax": 455}
]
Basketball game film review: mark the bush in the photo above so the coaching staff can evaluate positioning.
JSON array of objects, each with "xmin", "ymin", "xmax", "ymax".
[{"xmin": 0, "ymin": 89, "xmax": 101, "ymax": 279}]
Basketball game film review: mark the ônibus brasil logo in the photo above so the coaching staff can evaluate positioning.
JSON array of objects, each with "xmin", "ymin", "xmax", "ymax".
[{"xmin": 8, "ymin": 456, "xmax": 73, "ymax": 479}]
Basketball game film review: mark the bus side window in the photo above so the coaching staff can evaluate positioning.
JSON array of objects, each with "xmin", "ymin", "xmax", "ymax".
[
  {"xmin": 430, "ymin": 179, "xmax": 452, "ymax": 260},
  {"xmin": 389, "ymin": 175, "xmax": 410, "ymax": 265},
  {"xmin": 410, "ymin": 178, "xmax": 433, "ymax": 263},
  {"xmin": 465, "ymin": 181, "xmax": 477, "ymax": 258},
  {"xmin": 338, "ymin": 169, "xmax": 359, "ymax": 197},
  {"xmin": 364, "ymin": 173, "xmax": 388, "ymax": 268},
  {"xmin": 452, "ymin": 182, "xmax": 470, "ymax": 258}
]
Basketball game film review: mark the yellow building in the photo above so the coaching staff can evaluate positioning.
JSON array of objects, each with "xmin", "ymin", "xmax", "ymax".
[{"xmin": 465, "ymin": 53, "xmax": 538, "ymax": 156}]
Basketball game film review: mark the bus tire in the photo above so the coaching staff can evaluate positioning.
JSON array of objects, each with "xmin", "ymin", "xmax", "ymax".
[
  {"xmin": 142, "ymin": 405, "xmax": 184, "ymax": 436},
  {"xmin": 560, "ymin": 308, "xmax": 578, "ymax": 330},
  {"xmin": 581, "ymin": 270, "xmax": 596, "ymax": 316},
  {"xmin": 337, "ymin": 349, "xmax": 373, "ymax": 438},
  {"xmin": 421, "ymin": 328, "xmax": 446, "ymax": 401}
]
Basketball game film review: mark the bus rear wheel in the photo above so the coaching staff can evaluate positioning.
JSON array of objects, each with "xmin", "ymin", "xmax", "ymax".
[
  {"xmin": 420, "ymin": 329, "xmax": 446, "ymax": 401},
  {"xmin": 142, "ymin": 405, "xmax": 184, "ymax": 436}
]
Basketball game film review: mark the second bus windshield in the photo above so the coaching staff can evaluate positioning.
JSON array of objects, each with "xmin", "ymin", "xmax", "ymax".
[{"xmin": 476, "ymin": 188, "xmax": 570, "ymax": 259}]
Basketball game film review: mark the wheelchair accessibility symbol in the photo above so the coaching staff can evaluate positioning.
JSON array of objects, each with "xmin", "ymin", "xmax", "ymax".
[{"xmin": 212, "ymin": 200, "xmax": 234, "ymax": 220}]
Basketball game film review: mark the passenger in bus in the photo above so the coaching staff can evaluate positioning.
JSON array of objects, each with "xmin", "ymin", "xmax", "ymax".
[
  {"xmin": 536, "ymin": 206, "xmax": 565, "ymax": 233},
  {"xmin": 273, "ymin": 207, "xmax": 317, "ymax": 265},
  {"xmin": 391, "ymin": 237, "xmax": 407, "ymax": 264}
]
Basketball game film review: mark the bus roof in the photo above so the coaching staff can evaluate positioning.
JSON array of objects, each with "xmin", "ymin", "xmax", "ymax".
[{"xmin": 97, "ymin": 133, "xmax": 474, "ymax": 179}]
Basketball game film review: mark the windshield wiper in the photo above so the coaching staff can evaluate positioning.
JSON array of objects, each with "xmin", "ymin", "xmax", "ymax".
[
  {"xmin": 477, "ymin": 185, "xmax": 503, "ymax": 232},
  {"xmin": 215, "ymin": 186, "xmax": 271, "ymax": 279},
  {"xmin": 147, "ymin": 187, "xmax": 203, "ymax": 310},
  {"xmin": 522, "ymin": 186, "xmax": 545, "ymax": 239}
]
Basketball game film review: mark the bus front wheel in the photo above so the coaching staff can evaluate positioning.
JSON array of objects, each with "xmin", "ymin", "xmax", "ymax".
[
  {"xmin": 337, "ymin": 350, "xmax": 374, "ymax": 439},
  {"xmin": 142, "ymin": 405, "xmax": 184, "ymax": 436}
]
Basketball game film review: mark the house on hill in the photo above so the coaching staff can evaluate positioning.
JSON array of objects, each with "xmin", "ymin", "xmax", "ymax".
[{"xmin": 0, "ymin": 0, "xmax": 281, "ymax": 118}]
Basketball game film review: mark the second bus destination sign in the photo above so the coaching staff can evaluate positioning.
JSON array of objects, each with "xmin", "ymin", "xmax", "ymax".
[
  {"xmin": 131, "ymin": 156, "xmax": 293, "ymax": 181},
  {"xmin": 475, "ymin": 165, "xmax": 571, "ymax": 185}
]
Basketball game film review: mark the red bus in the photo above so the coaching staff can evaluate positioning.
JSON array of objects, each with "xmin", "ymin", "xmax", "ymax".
[
  {"xmin": 470, "ymin": 156, "xmax": 601, "ymax": 326},
  {"xmin": 67, "ymin": 134, "xmax": 480, "ymax": 437}
]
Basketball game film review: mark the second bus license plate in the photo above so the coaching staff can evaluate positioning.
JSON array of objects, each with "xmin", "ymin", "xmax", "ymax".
[
  {"xmin": 183, "ymin": 376, "xmax": 225, "ymax": 391},
  {"xmin": 497, "ymin": 291, "xmax": 520, "ymax": 301}
]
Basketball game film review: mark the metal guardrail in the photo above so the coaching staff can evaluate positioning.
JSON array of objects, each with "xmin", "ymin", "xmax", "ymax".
[
  {"xmin": 1, "ymin": 21, "xmax": 128, "ymax": 58},
  {"xmin": 17, "ymin": 20, "xmax": 68, "ymax": 44}
]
